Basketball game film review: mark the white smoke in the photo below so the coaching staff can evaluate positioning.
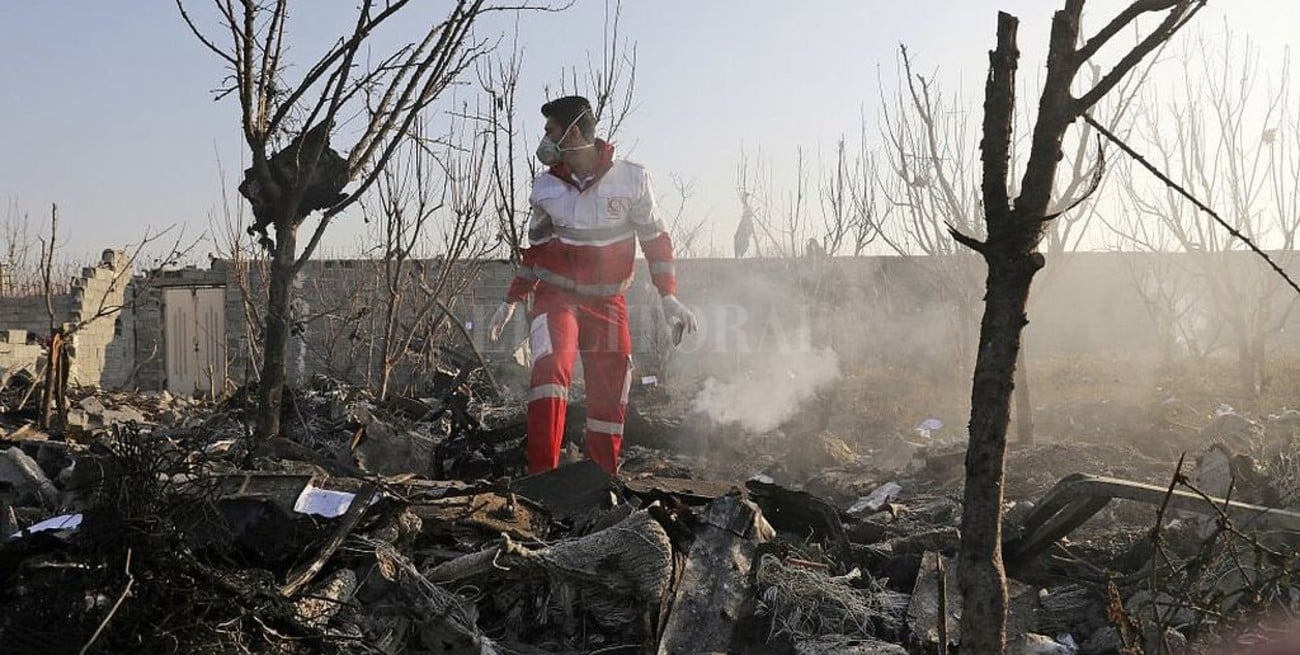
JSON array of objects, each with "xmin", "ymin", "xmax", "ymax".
[{"xmin": 691, "ymin": 342, "xmax": 840, "ymax": 433}]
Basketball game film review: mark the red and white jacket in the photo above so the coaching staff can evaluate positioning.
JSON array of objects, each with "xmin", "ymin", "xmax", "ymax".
[{"xmin": 506, "ymin": 140, "xmax": 677, "ymax": 302}]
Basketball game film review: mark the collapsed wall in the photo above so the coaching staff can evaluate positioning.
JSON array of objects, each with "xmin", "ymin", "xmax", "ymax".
[{"xmin": 0, "ymin": 249, "xmax": 131, "ymax": 388}]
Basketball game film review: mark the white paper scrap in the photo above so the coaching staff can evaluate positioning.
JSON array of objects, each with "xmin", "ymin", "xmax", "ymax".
[
  {"xmin": 10, "ymin": 513, "xmax": 83, "ymax": 539},
  {"xmin": 293, "ymin": 484, "xmax": 357, "ymax": 518}
]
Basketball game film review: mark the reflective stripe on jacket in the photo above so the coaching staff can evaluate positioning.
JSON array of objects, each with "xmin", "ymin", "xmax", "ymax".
[{"xmin": 507, "ymin": 141, "xmax": 677, "ymax": 301}]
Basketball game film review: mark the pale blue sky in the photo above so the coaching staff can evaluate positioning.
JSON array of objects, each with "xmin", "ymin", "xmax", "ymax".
[{"xmin": 1, "ymin": 1, "xmax": 1295, "ymax": 258}]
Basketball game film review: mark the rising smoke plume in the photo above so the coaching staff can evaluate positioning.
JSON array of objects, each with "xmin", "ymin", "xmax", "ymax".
[{"xmin": 691, "ymin": 336, "xmax": 840, "ymax": 433}]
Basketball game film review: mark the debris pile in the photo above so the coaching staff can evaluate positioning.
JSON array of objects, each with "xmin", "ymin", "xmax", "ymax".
[{"xmin": 3, "ymin": 365, "xmax": 1300, "ymax": 653}]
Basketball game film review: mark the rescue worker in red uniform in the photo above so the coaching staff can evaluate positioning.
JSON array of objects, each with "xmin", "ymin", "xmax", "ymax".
[{"xmin": 489, "ymin": 95, "xmax": 697, "ymax": 475}]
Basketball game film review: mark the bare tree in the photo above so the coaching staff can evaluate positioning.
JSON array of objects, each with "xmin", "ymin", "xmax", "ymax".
[
  {"xmin": 550, "ymin": 0, "xmax": 637, "ymax": 141},
  {"xmin": 877, "ymin": 40, "xmax": 1154, "ymax": 444},
  {"xmin": 364, "ymin": 118, "xmax": 494, "ymax": 399},
  {"xmin": 735, "ymin": 148, "xmax": 814, "ymax": 258},
  {"xmin": 1109, "ymin": 29, "xmax": 1300, "ymax": 396},
  {"xmin": 210, "ymin": 164, "xmax": 271, "ymax": 385},
  {"xmin": 874, "ymin": 47, "xmax": 987, "ymax": 367},
  {"xmin": 819, "ymin": 130, "xmax": 882, "ymax": 257},
  {"xmin": 954, "ymin": 2, "xmax": 1202, "ymax": 652},
  {"xmin": 479, "ymin": 31, "xmax": 529, "ymax": 262},
  {"xmin": 663, "ymin": 173, "xmax": 708, "ymax": 258},
  {"xmin": 732, "ymin": 137, "xmax": 881, "ymax": 262},
  {"xmin": 3, "ymin": 199, "xmax": 80, "ymax": 297},
  {"xmin": 178, "ymin": 0, "xmax": 501, "ymax": 439}
]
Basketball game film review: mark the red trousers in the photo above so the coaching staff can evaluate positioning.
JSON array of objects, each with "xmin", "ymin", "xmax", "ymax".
[{"xmin": 526, "ymin": 284, "xmax": 632, "ymax": 475}]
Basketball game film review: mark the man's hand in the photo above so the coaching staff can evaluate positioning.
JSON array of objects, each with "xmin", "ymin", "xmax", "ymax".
[
  {"xmin": 489, "ymin": 302, "xmax": 517, "ymax": 342},
  {"xmin": 661, "ymin": 294, "xmax": 697, "ymax": 341}
]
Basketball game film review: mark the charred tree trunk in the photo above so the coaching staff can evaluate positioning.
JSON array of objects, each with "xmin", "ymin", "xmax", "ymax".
[
  {"xmin": 39, "ymin": 329, "xmax": 65, "ymax": 430},
  {"xmin": 956, "ymin": 17, "xmax": 1025, "ymax": 649},
  {"xmin": 957, "ymin": 3, "xmax": 1201, "ymax": 652},
  {"xmin": 1014, "ymin": 348, "xmax": 1033, "ymax": 445},
  {"xmin": 254, "ymin": 223, "xmax": 298, "ymax": 440}
]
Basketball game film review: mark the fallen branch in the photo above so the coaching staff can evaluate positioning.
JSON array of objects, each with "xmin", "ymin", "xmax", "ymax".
[{"xmin": 281, "ymin": 484, "xmax": 376, "ymax": 597}]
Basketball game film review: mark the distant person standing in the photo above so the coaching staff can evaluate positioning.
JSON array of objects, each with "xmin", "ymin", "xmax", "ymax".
[
  {"xmin": 489, "ymin": 95, "xmax": 696, "ymax": 475},
  {"xmin": 735, "ymin": 191, "xmax": 755, "ymax": 258}
]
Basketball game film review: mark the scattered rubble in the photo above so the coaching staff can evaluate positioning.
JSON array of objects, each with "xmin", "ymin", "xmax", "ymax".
[{"xmin": 3, "ymin": 359, "xmax": 1300, "ymax": 654}]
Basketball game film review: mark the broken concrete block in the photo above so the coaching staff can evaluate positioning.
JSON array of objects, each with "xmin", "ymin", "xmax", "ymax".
[
  {"xmin": 657, "ymin": 494, "xmax": 774, "ymax": 655},
  {"xmin": 64, "ymin": 409, "xmax": 91, "ymax": 430},
  {"xmin": 1010, "ymin": 633, "xmax": 1073, "ymax": 655},
  {"xmin": 1200, "ymin": 411, "xmax": 1262, "ymax": 451},
  {"xmin": 1266, "ymin": 408, "xmax": 1300, "ymax": 447},
  {"xmin": 100, "ymin": 406, "xmax": 146, "ymax": 426},
  {"xmin": 848, "ymin": 482, "xmax": 902, "ymax": 516},
  {"xmin": 353, "ymin": 421, "xmax": 434, "ymax": 476},
  {"xmin": 0, "ymin": 447, "xmax": 60, "ymax": 507},
  {"xmin": 77, "ymin": 396, "xmax": 107, "ymax": 416},
  {"xmin": 1191, "ymin": 443, "xmax": 1234, "ymax": 498}
]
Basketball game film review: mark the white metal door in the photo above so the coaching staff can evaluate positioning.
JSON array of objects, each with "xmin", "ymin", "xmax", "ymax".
[
  {"xmin": 194, "ymin": 287, "xmax": 227, "ymax": 394},
  {"xmin": 164, "ymin": 287, "xmax": 227, "ymax": 395}
]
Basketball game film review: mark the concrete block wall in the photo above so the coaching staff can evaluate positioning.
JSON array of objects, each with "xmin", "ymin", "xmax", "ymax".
[
  {"xmin": 0, "ymin": 249, "xmax": 131, "ymax": 388},
  {"xmin": 0, "ymin": 329, "xmax": 43, "ymax": 379},
  {"xmin": 67, "ymin": 250, "xmax": 132, "ymax": 387},
  {"xmin": 122, "ymin": 250, "xmax": 1300, "ymax": 393},
  {"xmin": 100, "ymin": 284, "xmax": 137, "ymax": 389},
  {"xmin": 0, "ymin": 294, "xmax": 74, "ymax": 339}
]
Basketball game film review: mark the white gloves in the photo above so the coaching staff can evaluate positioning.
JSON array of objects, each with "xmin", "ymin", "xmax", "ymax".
[
  {"xmin": 661, "ymin": 294, "xmax": 697, "ymax": 342},
  {"xmin": 489, "ymin": 301, "xmax": 517, "ymax": 342}
]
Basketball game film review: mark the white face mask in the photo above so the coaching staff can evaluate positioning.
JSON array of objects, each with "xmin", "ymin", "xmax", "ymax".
[{"xmin": 536, "ymin": 110, "xmax": 594, "ymax": 165}]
